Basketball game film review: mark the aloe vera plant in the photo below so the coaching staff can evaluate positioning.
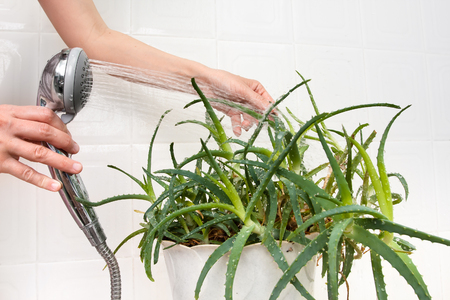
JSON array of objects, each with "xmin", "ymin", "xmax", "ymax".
[{"xmin": 78, "ymin": 73, "xmax": 450, "ymax": 299}]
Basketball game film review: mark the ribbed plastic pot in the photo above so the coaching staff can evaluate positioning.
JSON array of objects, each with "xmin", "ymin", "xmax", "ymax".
[{"xmin": 162, "ymin": 240, "xmax": 316, "ymax": 300}]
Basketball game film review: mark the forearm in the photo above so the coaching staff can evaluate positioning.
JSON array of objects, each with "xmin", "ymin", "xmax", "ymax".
[
  {"xmin": 83, "ymin": 29, "xmax": 212, "ymax": 79},
  {"xmin": 39, "ymin": 0, "xmax": 212, "ymax": 80}
]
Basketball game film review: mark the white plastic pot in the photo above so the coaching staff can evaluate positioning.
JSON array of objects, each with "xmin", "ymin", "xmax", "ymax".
[{"xmin": 162, "ymin": 240, "xmax": 316, "ymax": 300}]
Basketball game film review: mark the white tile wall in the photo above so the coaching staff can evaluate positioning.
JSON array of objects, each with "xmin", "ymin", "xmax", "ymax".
[
  {"xmin": 217, "ymin": 0, "xmax": 293, "ymax": 44},
  {"xmin": 1, "ymin": 1, "xmax": 449, "ymax": 299},
  {"xmin": 361, "ymin": 0, "xmax": 424, "ymax": 52},
  {"xmin": 292, "ymin": 0, "xmax": 362, "ymax": 48},
  {"xmin": 131, "ymin": 0, "xmax": 215, "ymax": 38}
]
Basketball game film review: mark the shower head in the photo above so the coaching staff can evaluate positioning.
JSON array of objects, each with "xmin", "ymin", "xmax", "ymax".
[
  {"xmin": 37, "ymin": 48, "xmax": 121, "ymax": 299},
  {"xmin": 37, "ymin": 47, "xmax": 92, "ymax": 124}
]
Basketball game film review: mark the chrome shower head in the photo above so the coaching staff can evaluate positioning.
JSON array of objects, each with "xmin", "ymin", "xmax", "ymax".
[
  {"xmin": 37, "ymin": 47, "xmax": 92, "ymax": 123},
  {"xmin": 37, "ymin": 48, "xmax": 121, "ymax": 299}
]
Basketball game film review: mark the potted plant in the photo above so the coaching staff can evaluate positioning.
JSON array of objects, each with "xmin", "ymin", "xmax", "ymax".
[{"xmin": 78, "ymin": 73, "xmax": 450, "ymax": 300}]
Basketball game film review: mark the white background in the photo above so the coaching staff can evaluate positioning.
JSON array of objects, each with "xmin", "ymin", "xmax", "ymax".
[{"xmin": 1, "ymin": 0, "xmax": 450, "ymax": 299}]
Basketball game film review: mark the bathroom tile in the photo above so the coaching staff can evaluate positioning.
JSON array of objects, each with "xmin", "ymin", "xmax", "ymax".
[
  {"xmin": 382, "ymin": 236, "xmax": 441, "ymax": 299},
  {"xmin": 39, "ymin": 0, "xmax": 131, "ymax": 34},
  {"xmin": 131, "ymin": 0, "xmax": 215, "ymax": 38},
  {"xmin": 37, "ymin": 145, "xmax": 135, "ymax": 262},
  {"xmin": 0, "ymin": 0, "xmax": 40, "ymax": 32},
  {"xmin": 364, "ymin": 50, "xmax": 431, "ymax": 141},
  {"xmin": 37, "ymin": 257, "xmax": 133, "ymax": 300},
  {"xmin": 421, "ymin": 0, "xmax": 450, "ymax": 54},
  {"xmin": 216, "ymin": 0, "xmax": 293, "ymax": 44},
  {"xmin": 383, "ymin": 141, "xmax": 437, "ymax": 232},
  {"xmin": 427, "ymin": 54, "xmax": 450, "ymax": 141},
  {"xmin": 433, "ymin": 141, "xmax": 450, "ymax": 232},
  {"xmin": 0, "ymin": 173, "xmax": 37, "ymax": 264},
  {"xmin": 292, "ymin": 0, "xmax": 362, "ymax": 47},
  {"xmin": 0, "ymin": 263, "xmax": 37, "ymax": 300},
  {"xmin": 294, "ymin": 45, "xmax": 366, "ymax": 132},
  {"xmin": 438, "ymin": 231, "xmax": 450, "ymax": 298},
  {"xmin": 361, "ymin": 0, "xmax": 424, "ymax": 52},
  {"xmin": 0, "ymin": 32, "xmax": 39, "ymax": 106},
  {"xmin": 93, "ymin": 0, "xmax": 131, "ymax": 33},
  {"xmin": 133, "ymin": 256, "xmax": 172, "ymax": 299}
]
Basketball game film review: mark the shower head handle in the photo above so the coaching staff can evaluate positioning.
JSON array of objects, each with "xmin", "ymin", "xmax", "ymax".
[{"xmin": 37, "ymin": 47, "xmax": 105, "ymax": 247}]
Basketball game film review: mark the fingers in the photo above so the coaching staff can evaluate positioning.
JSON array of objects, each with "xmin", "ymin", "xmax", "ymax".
[
  {"xmin": 230, "ymin": 112, "xmax": 258, "ymax": 137},
  {"xmin": 7, "ymin": 106, "xmax": 79, "ymax": 154},
  {"xmin": 7, "ymin": 137, "xmax": 83, "ymax": 174},
  {"xmin": 14, "ymin": 118, "xmax": 80, "ymax": 154},
  {"xmin": 230, "ymin": 114, "xmax": 242, "ymax": 137},
  {"xmin": 1, "ymin": 156, "xmax": 62, "ymax": 192},
  {"xmin": 12, "ymin": 106, "xmax": 71, "ymax": 135}
]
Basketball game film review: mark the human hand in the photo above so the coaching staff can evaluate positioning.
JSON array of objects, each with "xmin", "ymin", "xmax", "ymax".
[
  {"xmin": 197, "ymin": 69, "xmax": 275, "ymax": 137},
  {"xmin": 0, "ymin": 105, "xmax": 83, "ymax": 192}
]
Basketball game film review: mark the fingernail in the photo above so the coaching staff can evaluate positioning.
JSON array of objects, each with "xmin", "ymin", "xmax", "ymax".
[
  {"xmin": 50, "ymin": 180, "xmax": 62, "ymax": 192},
  {"xmin": 73, "ymin": 142, "xmax": 80, "ymax": 153},
  {"xmin": 73, "ymin": 162, "xmax": 83, "ymax": 173},
  {"xmin": 233, "ymin": 126, "xmax": 242, "ymax": 137}
]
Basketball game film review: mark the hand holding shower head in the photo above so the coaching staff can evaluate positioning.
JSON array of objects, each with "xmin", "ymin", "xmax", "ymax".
[{"xmin": 37, "ymin": 48, "xmax": 121, "ymax": 300}]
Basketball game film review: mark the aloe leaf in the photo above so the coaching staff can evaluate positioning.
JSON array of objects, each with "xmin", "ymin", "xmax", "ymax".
[
  {"xmin": 388, "ymin": 173, "xmax": 409, "ymax": 201},
  {"xmin": 370, "ymin": 250, "xmax": 388, "ymax": 300},
  {"xmin": 315, "ymin": 124, "xmax": 353, "ymax": 206},
  {"xmin": 346, "ymin": 135, "xmax": 391, "ymax": 221},
  {"xmin": 141, "ymin": 228, "xmax": 156, "ymax": 281},
  {"xmin": 286, "ymin": 205, "xmax": 388, "ymax": 241},
  {"xmin": 244, "ymin": 113, "xmax": 328, "ymax": 219},
  {"xmin": 269, "ymin": 228, "xmax": 331, "ymax": 300},
  {"xmin": 175, "ymin": 119, "xmax": 218, "ymax": 136},
  {"xmin": 225, "ymin": 224, "xmax": 255, "ymax": 300},
  {"xmin": 191, "ymin": 78, "xmax": 232, "ymax": 153},
  {"xmin": 283, "ymin": 180, "xmax": 304, "ymax": 232},
  {"xmin": 156, "ymin": 169, "xmax": 233, "ymax": 206},
  {"xmin": 176, "ymin": 150, "xmax": 233, "ymax": 169},
  {"xmin": 285, "ymin": 131, "xmax": 303, "ymax": 174},
  {"xmin": 142, "ymin": 168, "xmax": 169, "ymax": 190},
  {"xmin": 194, "ymin": 236, "xmax": 237, "ymax": 299},
  {"xmin": 147, "ymin": 203, "xmax": 241, "ymax": 239},
  {"xmin": 279, "ymin": 198, "xmax": 293, "ymax": 245},
  {"xmin": 263, "ymin": 180, "xmax": 278, "ymax": 243},
  {"xmin": 243, "ymin": 80, "xmax": 311, "ymax": 159},
  {"xmin": 394, "ymin": 236, "xmax": 416, "ymax": 252},
  {"xmin": 181, "ymin": 214, "xmax": 239, "ymax": 241},
  {"xmin": 355, "ymin": 218, "xmax": 450, "ymax": 246},
  {"xmin": 108, "ymin": 164, "xmax": 146, "ymax": 193},
  {"xmin": 276, "ymin": 168, "xmax": 339, "ymax": 211},
  {"xmin": 144, "ymin": 181, "xmax": 198, "ymax": 220},
  {"xmin": 304, "ymin": 162, "xmax": 329, "ymax": 180},
  {"xmin": 112, "ymin": 227, "xmax": 146, "ymax": 255},
  {"xmin": 339, "ymin": 239, "xmax": 355, "ymax": 287},
  {"xmin": 351, "ymin": 130, "xmax": 377, "ymax": 175},
  {"xmin": 200, "ymin": 139, "xmax": 245, "ymax": 218},
  {"xmin": 327, "ymin": 218, "xmax": 354, "ymax": 299},
  {"xmin": 263, "ymin": 234, "xmax": 314, "ymax": 300},
  {"xmin": 146, "ymin": 109, "xmax": 172, "ymax": 196},
  {"xmin": 377, "ymin": 106, "xmax": 411, "ymax": 220},
  {"xmin": 76, "ymin": 193, "xmax": 153, "ymax": 207},
  {"xmin": 346, "ymin": 225, "xmax": 431, "ymax": 299},
  {"xmin": 208, "ymin": 97, "xmax": 269, "ymax": 122}
]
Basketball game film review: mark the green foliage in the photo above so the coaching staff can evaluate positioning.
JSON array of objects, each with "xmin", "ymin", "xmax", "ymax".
[{"xmin": 81, "ymin": 74, "xmax": 450, "ymax": 299}]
